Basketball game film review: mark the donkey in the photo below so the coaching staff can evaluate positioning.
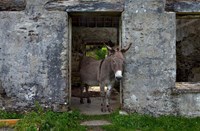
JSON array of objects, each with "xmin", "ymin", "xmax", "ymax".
[{"xmin": 79, "ymin": 43, "xmax": 132, "ymax": 112}]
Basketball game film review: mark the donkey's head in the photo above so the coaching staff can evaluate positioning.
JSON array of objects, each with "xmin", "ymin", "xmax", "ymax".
[{"xmin": 106, "ymin": 43, "xmax": 132, "ymax": 81}]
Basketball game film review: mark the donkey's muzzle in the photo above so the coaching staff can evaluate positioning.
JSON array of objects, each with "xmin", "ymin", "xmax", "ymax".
[
  {"xmin": 115, "ymin": 70, "xmax": 122, "ymax": 81},
  {"xmin": 115, "ymin": 76, "xmax": 122, "ymax": 81}
]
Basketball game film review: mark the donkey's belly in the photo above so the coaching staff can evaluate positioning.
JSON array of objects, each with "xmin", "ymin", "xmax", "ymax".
[
  {"xmin": 83, "ymin": 80, "xmax": 99, "ymax": 86},
  {"xmin": 80, "ymin": 62, "xmax": 100, "ymax": 86},
  {"xmin": 80, "ymin": 71, "xmax": 99, "ymax": 85}
]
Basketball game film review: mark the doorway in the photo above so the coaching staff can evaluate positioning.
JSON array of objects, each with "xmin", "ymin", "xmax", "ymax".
[{"xmin": 69, "ymin": 12, "xmax": 122, "ymax": 114}]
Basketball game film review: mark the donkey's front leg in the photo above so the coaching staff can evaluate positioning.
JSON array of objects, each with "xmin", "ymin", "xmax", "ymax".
[
  {"xmin": 106, "ymin": 84, "xmax": 113, "ymax": 112},
  {"xmin": 100, "ymin": 84, "xmax": 106, "ymax": 112}
]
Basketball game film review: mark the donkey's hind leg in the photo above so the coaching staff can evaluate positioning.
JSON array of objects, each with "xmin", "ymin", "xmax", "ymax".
[
  {"xmin": 85, "ymin": 85, "xmax": 91, "ymax": 103},
  {"xmin": 80, "ymin": 84, "xmax": 84, "ymax": 104},
  {"xmin": 106, "ymin": 84, "xmax": 113, "ymax": 112}
]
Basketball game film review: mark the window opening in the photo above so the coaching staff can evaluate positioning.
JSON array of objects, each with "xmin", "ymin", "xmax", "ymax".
[{"xmin": 176, "ymin": 13, "xmax": 200, "ymax": 90}]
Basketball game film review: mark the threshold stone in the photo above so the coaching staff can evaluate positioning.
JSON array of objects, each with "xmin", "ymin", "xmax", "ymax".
[{"xmin": 81, "ymin": 120, "xmax": 111, "ymax": 126}]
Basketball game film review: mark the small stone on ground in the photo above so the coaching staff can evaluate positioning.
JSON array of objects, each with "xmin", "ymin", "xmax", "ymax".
[{"xmin": 81, "ymin": 120, "xmax": 111, "ymax": 126}]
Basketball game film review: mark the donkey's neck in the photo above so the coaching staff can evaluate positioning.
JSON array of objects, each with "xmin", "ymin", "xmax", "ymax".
[{"xmin": 99, "ymin": 56, "xmax": 115, "ymax": 83}]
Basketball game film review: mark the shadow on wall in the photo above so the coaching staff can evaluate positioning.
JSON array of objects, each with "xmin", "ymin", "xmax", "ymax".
[{"xmin": 0, "ymin": 80, "xmax": 8, "ymax": 98}]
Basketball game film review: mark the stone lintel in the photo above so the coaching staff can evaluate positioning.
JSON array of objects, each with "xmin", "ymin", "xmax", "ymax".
[
  {"xmin": 166, "ymin": 1, "xmax": 200, "ymax": 12},
  {"xmin": 0, "ymin": 0, "xmax": 26, "ymax": 11},
  {"xmin": 44, "ymin": 1, "xmax": 124, "ymax": 12}
]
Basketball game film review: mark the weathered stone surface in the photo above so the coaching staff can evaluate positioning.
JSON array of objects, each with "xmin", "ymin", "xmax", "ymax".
[
  {"xmin": 175, "ymin": 93, "xmax": 200, "ymax": 116},
  {"xmin": 0, "ymin": 0, "xmax": 26, "ymax": 11},
  {"xmin": 125, "ymin": 0, "xmax": 165, "ymax": 13},
  {"xmin": 122, "ymin": 0, "xmax": 176, "ymax": 116},
  {"xmin": 0, "ymin": 2, "xmax": 69, "ymax": 111},
  {"xmin": 72, "ymin": 27, "xmax": 117, "ymax": 50},
  {"xmin": 81, "ymin": 120, "xmax": 111, "ymax": 126},
  {"xmin": 45, "ymin": 0, "xmax": 124, "ymax": 12},
  {"xmin": 166, "ymin": 1, "xmax": 200, "ymax": 12}
]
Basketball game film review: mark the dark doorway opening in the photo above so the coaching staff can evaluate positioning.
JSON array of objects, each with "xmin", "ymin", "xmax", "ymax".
[{"xmin": 69, "ymin": 12, "xmax": 121, "ymax": 114}]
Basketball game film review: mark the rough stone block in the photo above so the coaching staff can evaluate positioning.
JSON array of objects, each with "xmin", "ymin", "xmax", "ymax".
[
  {"xmin": 122, "ymin": 11, "xmax": 176, "ymax": 115},
  {"xmin": 0, "ymin": 11, "xmax": 69, "ymax": 111},
  {"xmin": 125, "ymin": 0, "xmax": 166, "ymax": 13}
]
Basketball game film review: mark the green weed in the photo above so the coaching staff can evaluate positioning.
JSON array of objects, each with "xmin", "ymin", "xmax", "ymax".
[
  {"xmin": 0, "ymin": 110, "xmax": 23, "ymax": 119},
  {"xmin": 102, "ymin": 113, "xmax": 200, "ymax": 131},
  {"xmin": 15, "ymin": 103, "xmax": 86, "ymax": 131}
]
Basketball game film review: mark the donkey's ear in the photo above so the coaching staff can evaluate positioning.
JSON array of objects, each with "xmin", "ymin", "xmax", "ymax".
[
  {"xmin": 105, "ymin": 44, "xmax": 113, "ymax": 51},
  {"xmin": 105, "ymin": 44, "xmax": 115, "ymax": 55},
  {"xmin": 121, "ymin": 43, "xmax": 132, "ymax": 53},
  {"xmin": 105, "ymin": 44, "xmax": 114, "ymax": 51}
]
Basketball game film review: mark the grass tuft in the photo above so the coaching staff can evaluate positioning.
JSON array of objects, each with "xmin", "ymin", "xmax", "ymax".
[
  {"xmin": 14, "ymin": 103, "xmax": 86, "ymax": 131},
  {"xmin": 102, "ymin": 112, "xmax": 200, "ymax": 131},
  {"xmin": 0, "ymin": 110, "xmax": 23, "ymax": 119}
]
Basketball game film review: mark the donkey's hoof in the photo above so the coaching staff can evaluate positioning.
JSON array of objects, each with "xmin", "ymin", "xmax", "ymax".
[
  {"xmin": 107, "ymin": 105, "xmax": 113, "ymax": 112},
  {"xmin": 80, "ymin": 99, "xmax": 84, "ymax": 104},
  {"xmin": 108, "ymin": 107, "xmax": 113, "ymax": 112},
  {"xmin": 101, "ymin": 107, "xmax": 107, "ymax": 112},
  {"xmin": 87, "ymin": 99, "xmax": 91, "ymax": 103}
]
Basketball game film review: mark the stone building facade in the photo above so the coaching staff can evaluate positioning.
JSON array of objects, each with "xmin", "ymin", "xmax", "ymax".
[{"xmin": 0, "ymin": 0, "xmax": 200, "ymax": 117}]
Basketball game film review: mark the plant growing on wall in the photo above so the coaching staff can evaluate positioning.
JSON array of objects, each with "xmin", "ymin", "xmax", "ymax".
[
  {"xmin": 86, "ymin": 46, "xmax": 108, "ymax": 60},
  {"xmin": 95, "ymin": 47, "xmax": 108, "ymax": 60}
]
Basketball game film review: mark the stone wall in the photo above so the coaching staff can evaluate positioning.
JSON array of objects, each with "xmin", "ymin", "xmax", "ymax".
[
  {"xmin": 0, "ymin": 0, "xmax": 200, "ymax": 117},
  {"xmin": 72, "ymin": 27, "xmax": 117, "ymax": 51},
  {"xmin": 166, "ymin": 0, "xmax": 200, "ymax": 12},
  {"xmin": 0, "ymin": 0, "xmax": 69, "ymax": 111},
  {"xmin": 0, "ymin": 0, "xmax": 26, "ymax": 11},
  {"xmin": 122, "ymin": 0, "xmax": 177, "ymax": 116},
  {"xmin": 176, "ymin": 93, "xmax": 200, "ymax": 116}
]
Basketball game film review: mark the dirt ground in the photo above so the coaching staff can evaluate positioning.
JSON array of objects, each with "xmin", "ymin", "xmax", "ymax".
[{"xmin": 71, "ymin": 86, "xmax": 120, "ymax": 115}]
